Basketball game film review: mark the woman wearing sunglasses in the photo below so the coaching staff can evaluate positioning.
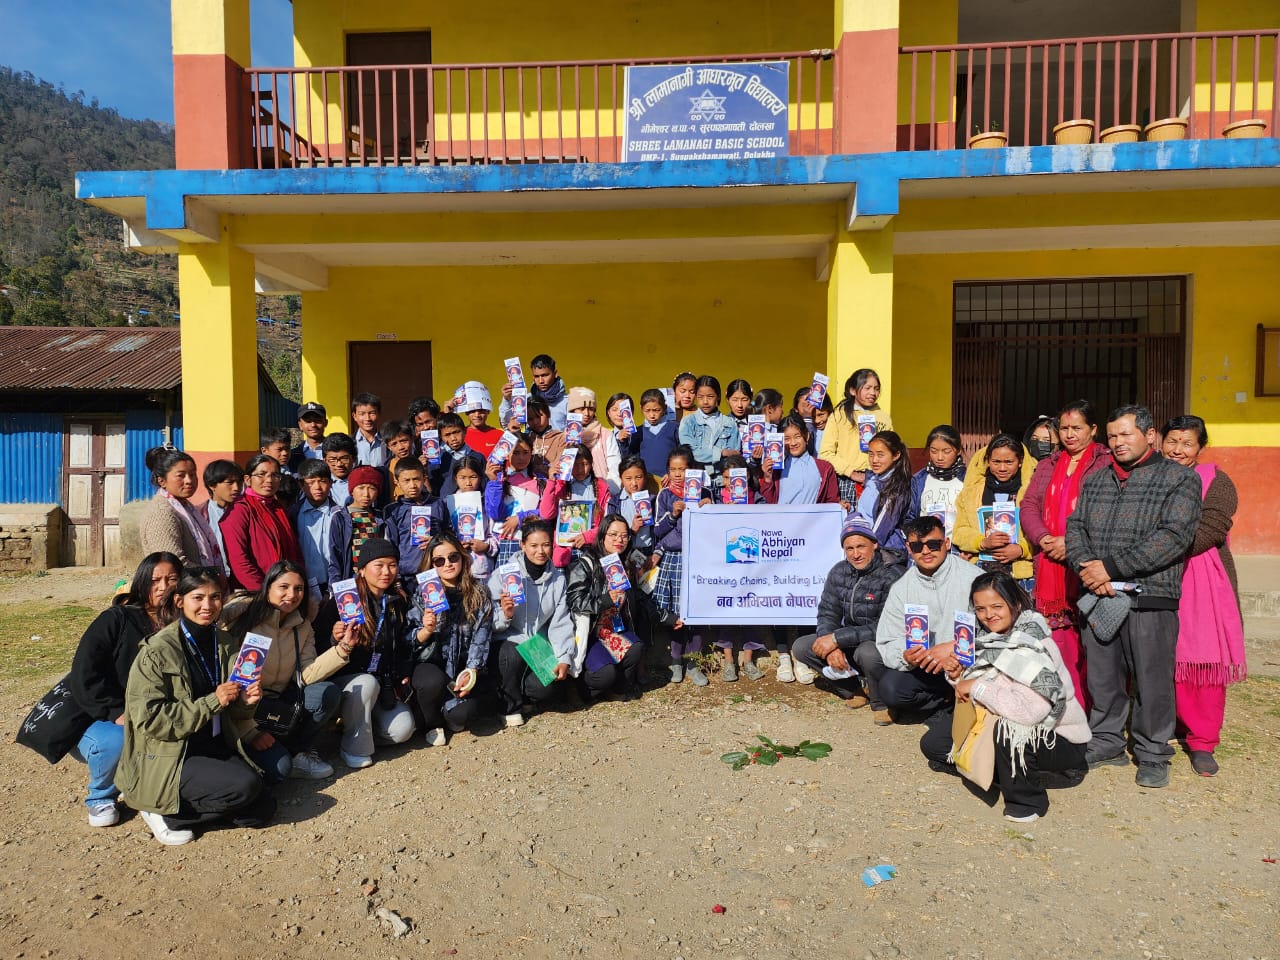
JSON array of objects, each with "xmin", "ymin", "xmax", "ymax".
[
  {"xmin": 219, "ymin": 453, "xmax": 302, "ymax": 592},
  {"xmin": 312, "ymin": 538, "xmax": 417, "ymax": 769},
  {"xmin": 409, "ymin": 532, "xmax": 495, "ymax": 746}
]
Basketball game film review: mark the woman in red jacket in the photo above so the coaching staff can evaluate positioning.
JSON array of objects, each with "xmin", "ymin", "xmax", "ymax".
[{"xmin": 219, "ymin": 454, "xmax": 302, "ymax": 592}]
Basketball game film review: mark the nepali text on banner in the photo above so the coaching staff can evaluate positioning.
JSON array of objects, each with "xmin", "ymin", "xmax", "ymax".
[
  {"xmin": 621, "ymin": 61, "xmax": 790, "ymax": 162},
  {"xmin": 678, "ymin": 504, "xmax": 844, "ymax": 625}
]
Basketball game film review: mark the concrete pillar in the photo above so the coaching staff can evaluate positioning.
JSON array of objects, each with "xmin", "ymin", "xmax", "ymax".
[{"xmin": 171, "ymin": 0, "xmax": 252, "ymax": 168}]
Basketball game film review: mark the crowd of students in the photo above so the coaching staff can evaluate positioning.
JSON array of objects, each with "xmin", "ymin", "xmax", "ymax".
[{"xmin": 41, "ymin": 353, "xmax": 1243, "ymax": 843}]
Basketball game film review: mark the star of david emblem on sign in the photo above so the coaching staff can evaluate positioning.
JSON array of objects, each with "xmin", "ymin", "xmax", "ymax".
[{"xmin": 688, "ymin": 89, "xmax": 727, "ymax": 120}]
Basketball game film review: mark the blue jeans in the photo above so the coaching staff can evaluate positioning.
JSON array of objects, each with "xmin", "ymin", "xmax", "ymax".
[
  {"xmin": 247, "ymin": 681, "xmax": 342, "ymax": 783},
  {"xmin": 72, "ymin": 720, "xmax": 124, "ymax": 807}
]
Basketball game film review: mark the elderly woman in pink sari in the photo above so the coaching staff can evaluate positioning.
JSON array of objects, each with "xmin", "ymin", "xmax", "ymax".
[
  {"xmin": 1161, "ymin": 415, "xmax": 1247, "ymax": 778},
  {"xmin": 1019, "ymin": 400, "xmax": 1110, "ymax": 712}
]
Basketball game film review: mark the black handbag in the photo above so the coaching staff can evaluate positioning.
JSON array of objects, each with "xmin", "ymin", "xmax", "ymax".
[
  {"xmin": 253, "ymin": 628, "xmax": 305, "ymax": 737},
  {"xmin": 16, "ymin": 673, "xmax": 94, "ymax": 764}
]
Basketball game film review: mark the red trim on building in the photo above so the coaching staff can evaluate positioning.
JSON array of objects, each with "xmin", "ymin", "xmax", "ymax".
[
  {"xmin": 834, "ymin": 27, "xmax": 900, "ymax": 154},
  {"xmin": 174, "ymin": 54, "xmax": 248, "ymax": 169}
]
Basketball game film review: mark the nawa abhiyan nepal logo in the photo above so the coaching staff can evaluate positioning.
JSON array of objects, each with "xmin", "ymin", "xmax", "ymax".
[{"xmin": 725, "ymin": 527, "xmax": 806, "ymax": 564}]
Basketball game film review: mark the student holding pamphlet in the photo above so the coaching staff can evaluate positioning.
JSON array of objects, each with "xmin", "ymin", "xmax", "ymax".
[
  {"xmin": 651, "ymin": 446, "xmax": 713, "ymax": 685},
  {"xmin": 486, "ymin": 519, "xmax": 575, "ymax": 728},
  {"xmin": 818, "ymin": 369, "xmax": 893, "ymax": 507},
  {"xmin": 851, "ymin": 431, "xmax": 913, "ymax": 555},
  {"xmin": 758, "ymin": 414, "xmax": 841, "ymax": 506},
  {"xmin": 637, "ymin": 389, "xmax": 678, "ymax": 478},
  {"xmin": 445, "ymin": 454, "xmax": 496, "ymax": 580},
  {"xmin": 539, "ymin": 445, "xmax": 616, "ymax": 569},
  {"xmin": 117, "ymin": 568, "xmax": 274, "ymax": 846},
  {"xmin": 567, "ymin": 514, "xmax": 672, "ymax": 702},
  {"xmin": 724, "ymin": 379, "xmax": 754, "ymax": 433},
  {"xmin": 677, "ymin": 376, "xmax": 740, "ymax": 485},
  {"xmin": 220, "ymin": 561, "xmax": 345, "ymax": 782},
  {"xmin": 952, "ymin": 433, "xmax": 1037, "ymax": 592},
  {"xmin": 567, "ymin": 387, "xmax": 622, "ymax": 490},
  {"xmin": 327, "ymin": 466, "xmax": 398, "ymax": 586},
  {"xmin": 605, "ymin": 392, "xmax": 642, "ymax": 460},
  {"xmin": 313, "ymin": 539, "xmax": 417, "ymax": 770},
  {"xmin": 919, "ymin": 572, "xmax": 1090, "ymax": 823},
  {"xmin": 385, "ymin": 459, "xmax": 449, "ymax": 580},
  {"xmin": 903, "ymin": 425, "xmax": 968, "ymax": 541},
  {"xmin": 409, "ymin": 533, "xmax": 495, "ymax": 746},
  {"xmin": 485, "ymin": 434, "xmax": 546, "ymax": 566}
]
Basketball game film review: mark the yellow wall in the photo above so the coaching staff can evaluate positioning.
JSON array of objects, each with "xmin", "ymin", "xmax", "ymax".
[
  {"xmin": 892, "ymin": 246, "xmax": 1280, "ymax": 449},
  {"xmin": 301, "ymin": 259, "xmax": 827, "ymax": 433}
]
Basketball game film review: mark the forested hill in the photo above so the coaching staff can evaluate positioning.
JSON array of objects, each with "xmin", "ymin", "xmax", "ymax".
[{"xmin": 0, "ymin": 66, "xmax": 181, "ymax": 326}]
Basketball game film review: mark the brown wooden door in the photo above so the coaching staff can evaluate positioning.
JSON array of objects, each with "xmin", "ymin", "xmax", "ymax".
[
  {"xmin": 63, "ymin": 418, "xmax": 127, "ymax": 566},
  {"xmin": 349, "ymin": 340, "xmax": 433, "ymax": 424},
  {"xmin": 346, "ymin": 31, "xmax": 432, "ymax": 161}
]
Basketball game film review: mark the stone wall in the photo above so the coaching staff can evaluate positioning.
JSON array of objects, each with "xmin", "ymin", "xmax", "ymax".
[{"xmin": 0, "ymin": 506, "xmax": 61, "ymax": 572}]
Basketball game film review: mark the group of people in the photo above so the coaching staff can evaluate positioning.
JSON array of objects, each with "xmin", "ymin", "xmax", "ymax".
[{"xmin": 47, "ymin": 354, "xmax": 1242, "ymax": 843}]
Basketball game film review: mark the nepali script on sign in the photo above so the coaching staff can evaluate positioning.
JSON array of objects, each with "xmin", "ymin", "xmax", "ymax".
[
  {"xmin": 679, "ymin": 504, "xmax": 844, "ymax": 625},
  {"xmin": 621, "ymin": 61, "xmax": 790, "ymax": 162}
]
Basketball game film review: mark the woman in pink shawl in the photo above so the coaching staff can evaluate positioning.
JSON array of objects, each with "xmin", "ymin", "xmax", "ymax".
[
  {"xmin": 1161, "ymin": 414, "xmax": 1247, "ymax": 777},
  {"xmin": 1019, "ymin": 400, "xmax": 1111, "ymax": 711}
]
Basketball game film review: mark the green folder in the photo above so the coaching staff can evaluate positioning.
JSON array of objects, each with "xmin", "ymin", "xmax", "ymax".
[{"xmin": 516, "ymin": 633, "xmax": 559, "ymax": 686}]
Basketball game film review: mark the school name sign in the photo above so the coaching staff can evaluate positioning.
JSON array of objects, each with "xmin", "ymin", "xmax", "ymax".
[
  {"xmin": 679, "ymin": 504, "xmax": 844, "ymax": 625},
  {"xmin": 621, "ymin": 61, "xmax": 790, "ymax": 162}
]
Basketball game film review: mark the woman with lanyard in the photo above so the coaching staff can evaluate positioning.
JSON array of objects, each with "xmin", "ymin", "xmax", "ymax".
[
  {"xmin": 313, "ymin": 538, "xmax": 417, "ymax": 769},
  {"xmin": 488, "ymin": 518, "xmax": 575, "ymax": 728},
  {"xmin": 117, "ymin": 567, "xmax": 274, "ymax": 846},
  {"xmin": 67, "ymin": 552, "xmax": 181, "ymax": 828},
  {"xmin": 1019, "ymin": 400, "xmax": 1111, "ymax": 711},
  {"xmin": 139, "ymin": 447, "xmax": 223, "ymax": 569},
  {"xmin": 1161, "ymin": 414, "xmax": 1248, "ymax": 777},
  {"xmin": 220, "ymin": 560, "xmax": 346, "ymax": 782},
  {"xmin": 409, "ymin": 532, "xmax": 495, "ymax": 746},
  {"xmin": 219, "ymin": 453, "xmax": 303, "ymax": 592}
]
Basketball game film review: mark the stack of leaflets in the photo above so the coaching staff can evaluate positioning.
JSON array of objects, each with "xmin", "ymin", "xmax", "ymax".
[
  {"xmin": 905, "ymin": 604, "xmax": 930, "ymax": 650},
  {"xmin": 807, "ymin": 372, "xmax": 829, "ymax": 409},
  {"xmin": 333, "ymin": 579, "xmax": 365, "ymax": 625},
  {"xmin": 416, "ymin": 569, "xmax": 450, "ymax": 612},
  {"xmin": 229, "ymin": 632, "xmax": 272, "ymax": 687}
]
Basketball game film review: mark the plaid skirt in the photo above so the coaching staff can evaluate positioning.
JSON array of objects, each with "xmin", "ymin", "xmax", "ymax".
[
  {"xmin": 652, "ymin": 550, "xmax": 683, "ymax": 616},
  {"xmin": 495, "ymin": 538, "xmax": 522, "ymax": 565},
  {"xmin": 837, "ymin": 474, "xmax": 859, "ymax": 506}
]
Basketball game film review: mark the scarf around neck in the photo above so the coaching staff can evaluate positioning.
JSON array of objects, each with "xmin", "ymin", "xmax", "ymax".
[
  {"xmin": 926, "ymin": 460, "xmax": 964, "ymax": 482},
  {"xmin": 164, "ymin": 491, "xmax": 223, "ymax": 567},
  {"xmin": 536, "ymin": 377, "xmax": 566, "ymax": 407},
  {"xmin": 981, "ymin": 469, "xmax": 1022, "ymax": 506}
]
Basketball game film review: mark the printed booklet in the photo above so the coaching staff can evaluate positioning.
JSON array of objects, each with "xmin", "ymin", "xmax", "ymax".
[
  {"xmin": 905, "ymin": 603, "xmax": 930, "ymax": 650},
  {"xmin": 410, "ymin": 506, "xmax": 434, "ymax": 546},
  {"xmin": 683, "ymin": 469, "xmax": 706, "ymax": 504},
  {"xmin": 555, "ymin": 448, "xmax": 578, "ymax": 481},
  {"xmin": 504, "ymin": 356, "xmax": 524, "ymax": 385},
  {"xmin": 499, "ymin": 562, "xmax": 526, "ymax": 605},
  {"xmin": 727, "ymin": 467, "xmax": 749, "ymax": 504},
  {"xmin": 618, "ymin": 398, "xmax": 636, "ymax": 432},
  {"xmin": 564, "ymin": 413, "xmax": 584, "ymax": 447},
  {"xmin": 807, "ymin": 372, "xmax": 829, "ymax": 409},
  {"xmin": 416, "ymin": 569, "xmax": 450, "ymax": 613},
  {"xmin": 601, "ymin": 553, "xmax": 630, "ymax": 593},
  {"xmin": 333, "ymin": 578, "xmax": 365, "ymax": 626},
  {"xmin": 488, "ymin": 430, "xmax": 519, "ymax": 465},
  {"xmin": 229, "ymin": 632, "xmax": 272, "ymax": 687},
  {"xmin": 516, "ymin": 633, "xmax": 559, "ymax": 687},
  {"xmin": 449, "ymin": 491, "xmax": 484, "ymax": 542},
  {"xmin": 953, "ymin": 611, "xmax": 977, "ymax": 667},
  {"xmin": 510, "ymin": 386, "xmax": 528, "ymax": 425},
  {"xmin": 764, "ymin": 432, "xmax": 784, "ymax": 464},
  {"xmin": 857, "ymin": 414, "xmax": 878, "ymax": 452},
  {"xmin": 420, "ymin": 429, "xmax": 441, "ymax": 465},
  {"xmin": 557, "ymin": 499, "xmax": 595, "ymax": 546},
  {"xmin": 747, "ymin": 414, "xmax": 767, "ymax": 449},
  {"xmin": 632, "ymin": 490, "xmax": 653, "ymax": 525}
]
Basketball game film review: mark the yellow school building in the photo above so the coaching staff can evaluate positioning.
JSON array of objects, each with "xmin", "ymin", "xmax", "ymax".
[{"xmin": 77, "ymin": 0, "xmax": 1280, "ymax": 549}]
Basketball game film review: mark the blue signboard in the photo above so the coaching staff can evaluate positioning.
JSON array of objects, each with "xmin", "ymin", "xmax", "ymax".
[{"xmin": 622, "ymin": 61, "xmax": 790, "ymax": 162}]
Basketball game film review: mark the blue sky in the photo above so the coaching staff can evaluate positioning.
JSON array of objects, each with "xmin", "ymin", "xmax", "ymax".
[{"xmin": 0, "ymin": 0, "xmax": 294, "ymax": 122}]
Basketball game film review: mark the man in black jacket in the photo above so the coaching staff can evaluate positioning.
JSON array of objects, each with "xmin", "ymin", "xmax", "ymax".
[
  {"xmin": 791, "ymin": 516, "xmax": 905, "ymax": 726},
  {"xmin": 1065, "ymin": 404, "xmax": 1202, "ymax": 789}
]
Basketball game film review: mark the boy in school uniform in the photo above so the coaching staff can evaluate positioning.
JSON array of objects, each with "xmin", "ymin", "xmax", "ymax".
[
  {"xmin": 499, "ymin": 353, "xmax": 568, "ymax": 431},
  {"xmin": 260, "ymin": 427, "xmax": 300, "ymax": 504},
  {"xmin": 379, "ymin": 419, "xmax": 416, "ymax": 502},
  {"xmin": 289, "ymin": 401, "xmax": 328, "ymax": 473},
  {"xmin": 352, "ymin": 392, "xmax": 387, "ymax": 467},
  {"xmin": 289, "ymin": 459, "xmax": 340, "ymax": 615},
  {"xmin": 408, "ymin": 396, "xmax": 440, "ymax": 435},
  {"xmin": 327, "ymin": 466, "xmax": 399, "ymax": 585},
  {"xmin": 200, "ymin": 459, "xmax": 243, "ymax": 576},
  {"xmin": 431, "ymin": 412, "xmax": 474, "ymax": 499},
  {"xmin": 384, "ymin": 459, "xmax": 450, "ymax": 579},
  {"xmin": 322, "ymin": 433, "xmax": 358, "ymax": 506},
  {"xmin": 526, "ymin": 397, "xmax": 566, "ymax": 480}
]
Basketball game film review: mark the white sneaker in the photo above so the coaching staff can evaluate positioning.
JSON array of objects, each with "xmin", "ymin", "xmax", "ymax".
[
  {"xmin": 87, "ymin": 800, "xmax": 119, "ymax": 828},
  {"xmin": 503, "ymin": 712, "xmax": 525, "ymax": 728},
  {"xmin": 424, "ymin": 727, "xmax": 447, "ymax": 747},
  {"xmin": 775, "ymin": 653, "xmax": 795, "ymax": 683},
  {"xmin": 340, "ymin": 749, "xmax": 373, "ymax": 770},
  {"xmin": 1004, "ymin": 812, "xmax": 1041, "ymax": 823},
  {"xmin": 289, "ymin": 750, "xmax": 334, "ymax": 780},
  {"xmin": 139, "ymin": 809, "xmax": 194, "ymax": 846},
  {"xmin": 792, "ymin": 660, "xmax": 817, "ymax": 685}
]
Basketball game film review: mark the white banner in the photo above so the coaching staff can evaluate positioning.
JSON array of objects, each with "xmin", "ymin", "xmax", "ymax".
[{"xmin": 678, "ymin": 504, "xmax": 845, "ymax": 625}]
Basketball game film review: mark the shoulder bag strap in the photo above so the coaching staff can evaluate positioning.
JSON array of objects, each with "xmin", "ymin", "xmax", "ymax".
[{"xmin": 292, "ymin": 627, "xmax": 304, "ymax": 690}]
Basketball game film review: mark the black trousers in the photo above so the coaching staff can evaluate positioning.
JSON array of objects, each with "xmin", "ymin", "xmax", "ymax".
[
  {"xmin": 164, "ymin": 754, "xmax": 274, "ymax": 830},
  {"xmin": 1083, "ymin": 609, "xmax": 1178, "ymax": 764},
  {"xmin": 580, "ymin": 642, "xmax": 644, "ymax": 700},
  {"xmin": 920, "ymin": 714, "xmax": 1087, "ymax": 817},
  {"xmin": 878, "ymin": 666, "xmax": 955, "ymax": 718},
  {"xmin": 496, "ymin": 640, "xmax": 562, "ymax": 714},
  {"xmin": 411, "ymin": 661, "xmax": 490, "ymax": 732},
  {"xmin": 791, "ymin": 634, "xmax": 887, "ymax": 708}
]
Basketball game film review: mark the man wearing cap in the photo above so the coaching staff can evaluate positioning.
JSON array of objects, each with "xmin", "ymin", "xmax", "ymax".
[
  {"xmin": 289, "ymin": 402, "xmax": 328, "ymax": 474},
  {"xmin": 791, "ymin": 515, "xmax": 905, "ymax": 726},
  {"xmin": 874, "ymin": 515, "xmax": 981, "ymax": 722}
]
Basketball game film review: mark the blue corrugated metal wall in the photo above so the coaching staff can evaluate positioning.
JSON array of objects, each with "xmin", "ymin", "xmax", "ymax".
[
  {"xmin": 125, "ymin": 410, "xmax": 184, "ymax": 502},
  {"xmin": 0, "ymin": 413, "xmax": 62, "ymax": 503}
]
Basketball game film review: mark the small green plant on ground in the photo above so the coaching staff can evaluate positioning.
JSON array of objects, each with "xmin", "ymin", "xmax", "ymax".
[{"xmin": 721, "ymin": 735, "xmax": 832, "ymax": 770}]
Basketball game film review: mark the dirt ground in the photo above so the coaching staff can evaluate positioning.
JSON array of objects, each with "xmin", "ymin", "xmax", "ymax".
[{"xmin": 1, "ymin": 569, "xmax": 1277, "ymax": 960}]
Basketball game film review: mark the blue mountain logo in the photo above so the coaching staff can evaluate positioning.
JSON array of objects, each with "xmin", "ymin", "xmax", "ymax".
[{"xmin": 726, "ymin": 527, "xmax": 761, "ymax": 564}]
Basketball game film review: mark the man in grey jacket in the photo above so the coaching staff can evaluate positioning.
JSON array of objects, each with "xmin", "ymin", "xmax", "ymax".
[
  {"xmin": 1065, "ymin": 404, "xmax": 1201, "ymax": 789},
  {"xmin": 875, "ymin": 516, "xmax": 981, "ymax": 720}
]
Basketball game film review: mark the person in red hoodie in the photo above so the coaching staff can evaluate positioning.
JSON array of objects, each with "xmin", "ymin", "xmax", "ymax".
[{"xmin": 219, "ymin": 454, "xmax": 302, "ymax": 592}]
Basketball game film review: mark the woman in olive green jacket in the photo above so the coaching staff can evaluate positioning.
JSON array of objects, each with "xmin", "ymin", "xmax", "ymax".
[{"xmin": 117, "ymin": 568, "xmax": 275, "ymax": 846}]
